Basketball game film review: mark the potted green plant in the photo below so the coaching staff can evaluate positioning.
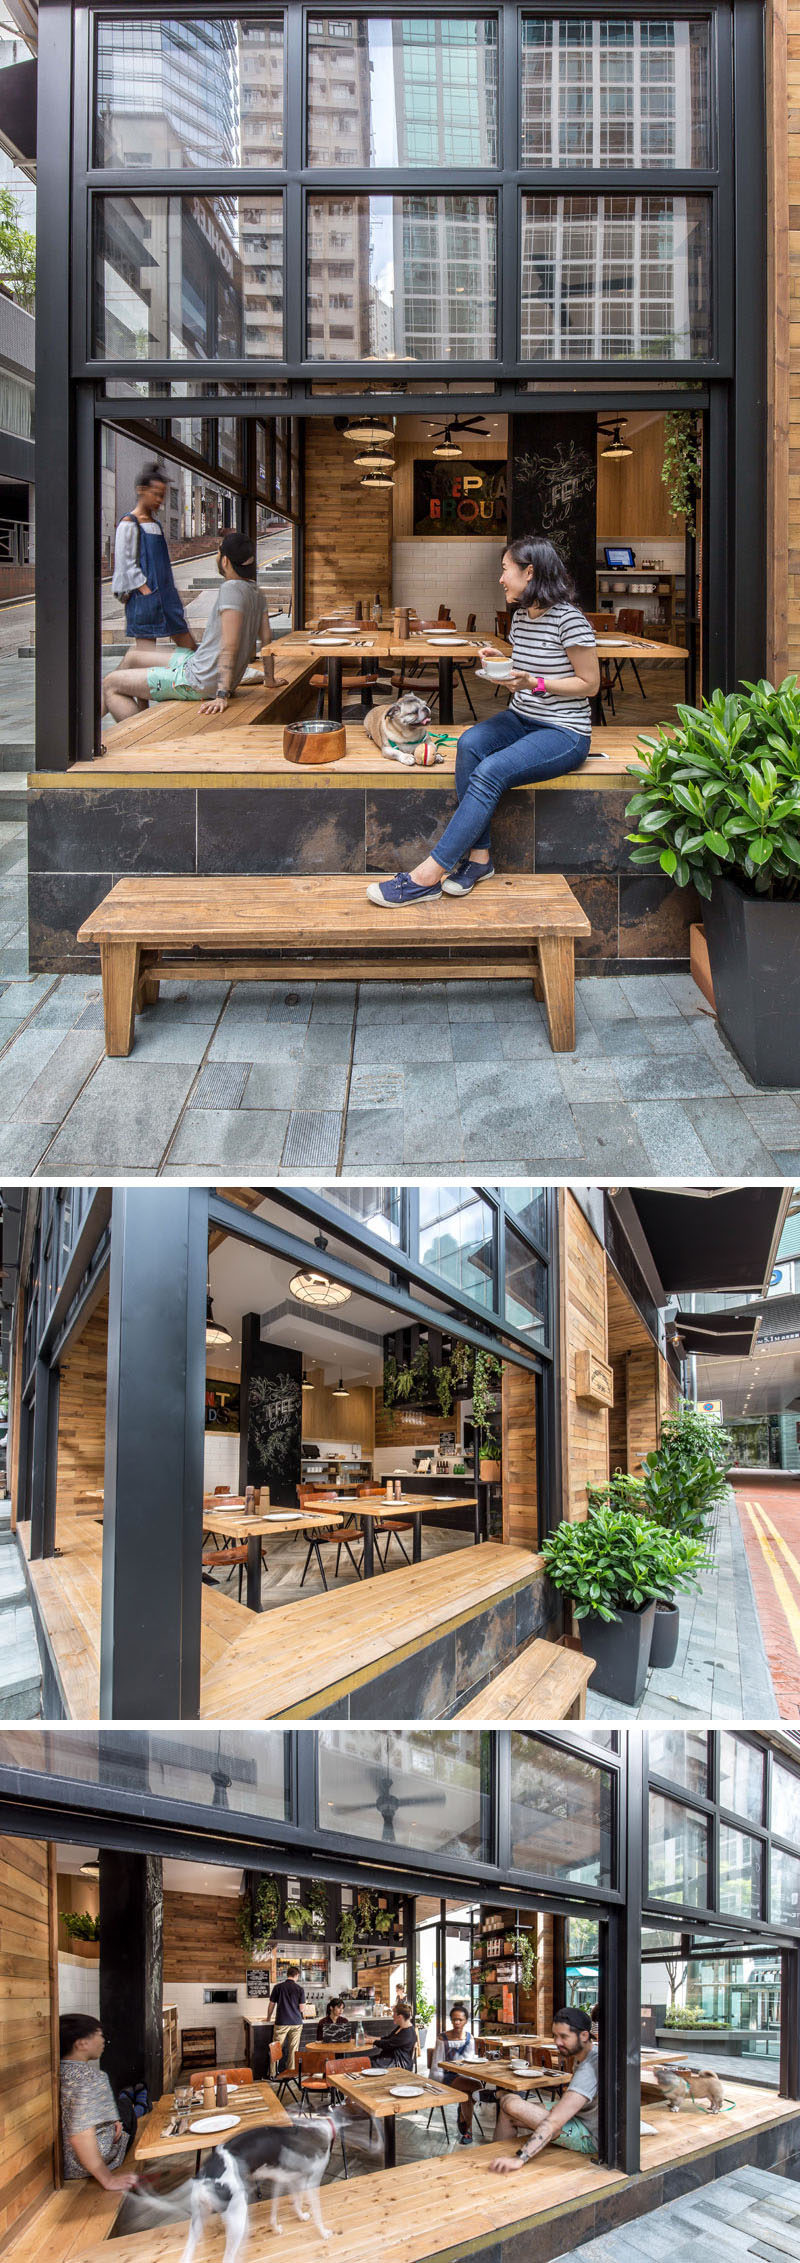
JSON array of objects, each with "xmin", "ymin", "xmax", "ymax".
[
  {"xmin": 61, "ymin": 1910, "xmax": 101, "ymax": 1957},
  {"xmin": 473, "ymin": 1349, "xmax": 502, "ymax": 1479},
  {"xmin": 415, "ymin": 1975, "xmax": 435, "ymax": 2051},
  {"xmin": 626, "ymin": 677, "xmax": 800, "ymax": 1084},
  {"xmin": 639, "ymin": 1403, "xmax": 733, "ymax": 1668},
  {"xmin": 542, "ymin": 1509, "xmax": 708, "ymax": 1705}
]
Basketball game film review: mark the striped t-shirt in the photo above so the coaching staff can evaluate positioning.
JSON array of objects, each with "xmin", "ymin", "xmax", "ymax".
[{"xmin": 509, "ymin": 602, "xmax": 596, "ymax": 734}]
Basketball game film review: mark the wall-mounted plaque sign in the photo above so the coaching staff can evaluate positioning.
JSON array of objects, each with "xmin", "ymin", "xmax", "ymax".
[{"xmin": 413, "ymin": 459, "xmax": 508, "ymax": 538}]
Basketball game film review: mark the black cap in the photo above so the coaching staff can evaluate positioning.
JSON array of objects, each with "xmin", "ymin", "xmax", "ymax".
[{"xmin": 219, "ymin": 529, "xmax": 258, "ymax": 581}]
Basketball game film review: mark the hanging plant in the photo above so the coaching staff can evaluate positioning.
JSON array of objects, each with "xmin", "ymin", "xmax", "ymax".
[
  {"xmin": 283, "ymin": 1881, "xmax": 327, "ymax": 1938},
  {"xmin": 254, "ymin": 1877, "xmax": 280, "ymax": 1942},
  {"xmin": 237, "ymin": 1897, "xmax": 254, "ymax": 1958},
  {"xmin": 338, "ymin": 1908, "xmax": 359, "ymax": 1959},
  {"xmin": 433, "ymin": 1364, "xmax": 454, "ymax": 1418},
  {"xmin": 382, "ymin": 1355, "xmax": 400, "ymax": 1408},
  {"xmin": 661, "ymin": 411, "xmax": 701, "ymax": 537},
  {"xmin": 472, "ymin": 1348, "xmax": 502, "ymax": 1455},
  {"xmin": 515, "ymin": 1929, "xmax": 537, "ymax": 1995},
  {"xmin": 61, "ymin": 1909, "xmax": 100, "ymax": 1941},
  {"xmin": 450, "ymin": 1341, "xmax": 473, "ymax": 1393}
]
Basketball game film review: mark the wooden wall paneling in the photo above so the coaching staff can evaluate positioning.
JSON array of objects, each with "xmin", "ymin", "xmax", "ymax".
[
  {"xmin": 558, "ymin": 1192, "xmax": 609, "ymax": 1523},
  {"xmin": 608, "ymin": 1360, "xmax": 628, "ymax": 1475},
  {"xmin": 625, "ymin": 1347, "xmax": 659, "ymax": 1474},
  {"xmin": 605, "ymin": 1269, "xmax": 652, "ymax": 1358},
  {"xmin": 501, "ymin": 1363, "xmax": 538, "ymax": 1547},
  {"xmin": 300, "ymin": 1368, "xmax": 375, "ymax": 1449},
  {"xmin": 596, "ymin": 415, "xmax": 680, "ymax": 542},
  {"xmin": 0, "ymin": 1838, "xmax": 59, "ymax": 2246},
  {"xmin": 374, "ymin": 1391, "xmax": 442, "ymax": 1451},
  {"xmin": 162, "ymin": 1893, "xmax": 245, "ymax": 1985},
  {"xmin": 535, "ymin": 1915, "xmax": 554, "ymax": 2035},
  {"xmin": 55, "ymin": 1294, "xmax": 109, "ymax": 1523},
  {"xmin": 302, "ymin": 421, "xmax": 393, "ymax": 625},
  {"xmin": 768, "ymin": 0, "xmax": 790, "ymax": 677}
]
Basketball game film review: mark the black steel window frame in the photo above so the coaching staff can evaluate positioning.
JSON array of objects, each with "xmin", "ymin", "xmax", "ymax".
[
  {"xmin": 645, "ymin": 1731, "xmax": 800, "ymax": 1939},
  {"xmin": 98, "ymin": 405, "xmax": 304, "ymax": 526},
  {"xmin": 74, "ymin": 0, "xmax": 732, "ymax": 386}
]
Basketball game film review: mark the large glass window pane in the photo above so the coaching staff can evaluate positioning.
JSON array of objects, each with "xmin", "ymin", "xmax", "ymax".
[
  {"xmin": 317, "ymin": 1730, "xmax": 489, "ymax": 1858},
  {"xmin": 772, "ymin": 1761, "xmax": 800, "ymax": 1850},
  {"xmin": 772, "ymin": 1845, "xmax": 800, "ymax": 1925},
  {"xmin": 307, "ymin": 17, "xmax": 498, "ymax": 168},
  {"xmin": 94, "ymin": 194, "xmax": 284, "ymax": 361},
  {"xmin": 504, "ymin": 1187, "xmax": 548, "ymax": 1248},
  {"xmin": 510, "ymin": 1734, "xmax": 614, "ymax": 1885},
  {"xmin": 319, "ymin": 1186, "xmax": 403, "ymax": 1244},
  {"xmin": 720, "ymin": 1825, "xmax": 763, "ymax": 1920},
  {"xmin": 719, "ymin": 1735, "xmax": 765, "ymax": 1825},
  {"xmin": 95, "ymin": 18, "xmax": 285, "ymax": 169},
  {"xmin": 419, "ymin": 1187, "xmax": 494, "ymax": 1307},
  {"xmin": 520, "ymin": 194, "xmax": 712, "ymax": 361},
  {"xmin": 505, "ymin": 1223, "xmax": 547, "ymax": 1340},
  {"xmin": 649, "ymin": 1792, "xmax": 708, "ymax": 1907},
  {"xmin": 306, "ymin": 194, "xmax": 497, "ymax": 361},
  {"xmin": 0, "ymin": 1729, "xmax": 290, "ymax": 1820},
  {"xmin": 649, "ymin": 1730, "xmax": 708, "ymax": 1797},
  {"xmin": 520, "ymin": 19, "xmax": 711, "ymax": 169}
]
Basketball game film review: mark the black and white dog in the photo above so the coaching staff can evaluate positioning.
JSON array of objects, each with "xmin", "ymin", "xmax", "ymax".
[{"xmin": 135, "ymin": 2108, "xmax": 380, "ymax": 2263}]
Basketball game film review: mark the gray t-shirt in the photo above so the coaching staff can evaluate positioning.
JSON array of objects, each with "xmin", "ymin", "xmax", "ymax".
[
  {"xmin": 60, "ymin": 2057, "xmax": 127, "ymax": 2180},
  {"xmin": 564, "ymin": 2044, "xmax": 599, "ymax": 2140},
  {"xmin": 183, "ymin": 580, "xmax": 267, "ymax": 696}
]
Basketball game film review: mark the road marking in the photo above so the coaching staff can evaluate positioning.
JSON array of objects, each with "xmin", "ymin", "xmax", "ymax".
[{"xmin": 743, "ymin": 1497, "xmax": 800, "ymax": 1657}]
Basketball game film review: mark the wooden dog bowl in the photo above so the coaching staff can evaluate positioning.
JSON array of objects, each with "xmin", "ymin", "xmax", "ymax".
[{"xmin": 283, "ymin": 721, "xmax": 346, "ymax": 766}]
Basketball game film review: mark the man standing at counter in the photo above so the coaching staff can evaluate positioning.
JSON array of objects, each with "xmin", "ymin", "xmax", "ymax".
[{"xmin": 268, "ymin": 1964, "xmax": 306, "ymax": 2077}]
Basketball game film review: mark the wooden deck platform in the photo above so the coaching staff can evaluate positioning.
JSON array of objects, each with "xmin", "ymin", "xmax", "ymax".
[
  {"xmin": 77, "ymin": 2084, "xmax": 798, "ymax": 2263},
  {"xmin": 18, "ymin": 1515, "xmax": 246, "ymax": 1720},
  {"xmin": 38, "ymin": 719, "xmax": 661, "ymax": 790}
]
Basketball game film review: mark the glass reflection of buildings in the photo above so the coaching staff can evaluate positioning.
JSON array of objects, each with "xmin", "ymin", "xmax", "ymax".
[
  {"xmin": 519, "ymin": 20, "xmax": 711, "ymax": 360},
  {"xmin": 391, "ymin": 20, "xmax": 497, "ymax": 362},
  {"xmin": 307, "ymin": 19, "xmax": 373, "ymax": 359}
]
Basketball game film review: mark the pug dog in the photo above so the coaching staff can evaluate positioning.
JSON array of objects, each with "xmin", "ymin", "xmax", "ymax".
[
  {"xmin": 363, "ymin": 693, "xmax": 441, "ymax": 766},
  {"xmin": 654, "ymin": 2065, "xmax": 725, "ymax": 2114}
]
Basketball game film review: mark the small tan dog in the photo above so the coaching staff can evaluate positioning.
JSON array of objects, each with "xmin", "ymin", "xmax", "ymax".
[
  {"xmin": 654, "ymin": 2065, "xmax": 725, "ymax": 2114},
  {"xmin": 363, "ymin": 693, "xmax": 441, "ymax": 766}
]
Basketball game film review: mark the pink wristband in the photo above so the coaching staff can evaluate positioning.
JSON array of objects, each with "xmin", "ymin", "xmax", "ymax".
[{"xmin": 533, "ymin": 675, "xmax": 546, "ymax": 694}]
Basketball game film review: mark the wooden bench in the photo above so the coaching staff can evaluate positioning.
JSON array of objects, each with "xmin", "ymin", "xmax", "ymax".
[
  {"xmin": 78, "ymin": 874, "xmax": 591, "ymax": 1057},
  {"xmin": 453, "ymin": 1637, "xmax": 596, "ymax": 1720},
  {"xmin": 105, "ymin": 652, "xmax": 318, "ymax": 750},
  {"xmin": 2, "ymin": 2182, "xmax": 124, "ymax": 2263}
]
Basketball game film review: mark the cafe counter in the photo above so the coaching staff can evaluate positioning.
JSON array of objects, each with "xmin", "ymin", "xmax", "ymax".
[{"xmin": 243, "ymin": 2012, "xmax": 395, "ymax": 2079}]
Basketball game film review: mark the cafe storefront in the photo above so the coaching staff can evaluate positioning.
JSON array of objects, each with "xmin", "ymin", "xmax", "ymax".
[
  {"xmin": 28, "ymin": 0, "xmax": 773, "ymax": 974},
  {"xmin": 1, "ymin": 1727, "xmax": 800, "ymax": 2263}
]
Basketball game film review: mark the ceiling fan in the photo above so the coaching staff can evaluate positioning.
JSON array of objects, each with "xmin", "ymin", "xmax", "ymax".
[
  {"xmin": 427, "ymin": 413, "xmax": 492, "ymax": 460},
  {"xmin": 327, "ymin": 1750, "xmax": 447, "ymax": 1843}
]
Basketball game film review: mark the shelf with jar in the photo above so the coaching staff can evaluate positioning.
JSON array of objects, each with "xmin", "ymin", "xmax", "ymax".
[{"xmin": 473, "ymin": 1905, "xmax": 538, "ymax": 2035}]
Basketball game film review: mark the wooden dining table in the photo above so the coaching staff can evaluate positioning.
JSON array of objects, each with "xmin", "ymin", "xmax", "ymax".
[
  {"xmin": 329, "ymin": 2066, "xmax": 469, "ymax": 2168},
  {"xmin": 202, "ymin": 1496, "xmax": 342, "ymax": 1612},
  {"xmin": 280, "ymin": 627, "xmax": 491, "ymax": 727},
  {"xmin": 457, "ymin": 2059, "xmax": 571, "ymax": 2099},
  {"xmin": 315, "ymin": 1492, "xmax": 480, "ymax": 1580},
  {"xmin": 133, "ymin": 2081, "xmax": 290, "ymax": 2165}
]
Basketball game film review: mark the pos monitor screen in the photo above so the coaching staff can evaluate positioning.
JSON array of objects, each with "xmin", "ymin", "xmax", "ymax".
[{"xmin": 604, "ymin": 545, "xmax": 635, "ymax": 569}]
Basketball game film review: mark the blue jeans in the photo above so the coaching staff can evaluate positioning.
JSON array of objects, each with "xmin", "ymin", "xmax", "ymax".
[{"xmin": 431, "ymin": 711, "xmax": 590, "ymax": 869}]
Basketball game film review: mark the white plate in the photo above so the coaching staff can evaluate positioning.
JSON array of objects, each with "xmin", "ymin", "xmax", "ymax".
[
  {"xmin": 595, "ymin": 638, "xmax": 633, "ymax": 649},
  {"xmin": 188, "ymin": 2114, "xmax": 241, "ymax": 2135},
  {"xmin": 475, "ymin": 668, "xmax": 513, "ymax": 683},
  {"xmin": 388, "ymin": 2083, "xmax": 425, "ymax": 2098},
  {"xmin": 425, "ymin": 638, "xmax": 462, "ymax": 648}
]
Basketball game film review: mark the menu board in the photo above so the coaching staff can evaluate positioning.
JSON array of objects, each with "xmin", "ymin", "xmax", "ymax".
[{"xmin": 246, "ymin": 1968, "xmax": 273, "ymax": 1999}]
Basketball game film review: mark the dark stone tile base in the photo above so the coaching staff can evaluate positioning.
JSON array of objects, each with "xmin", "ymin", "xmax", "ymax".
[
  {"xmin": 27, "ymin": 780, "xmax": 695, "ymax": 974},
  {"xmin": 316, "ymin": 1572, "xmax": 552, "ymax": 1719}
]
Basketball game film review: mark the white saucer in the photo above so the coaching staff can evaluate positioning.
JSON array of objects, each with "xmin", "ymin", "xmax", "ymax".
[{"xmin": 188, "ymin": 2114, "xmax": 241, "ymax": 2134}]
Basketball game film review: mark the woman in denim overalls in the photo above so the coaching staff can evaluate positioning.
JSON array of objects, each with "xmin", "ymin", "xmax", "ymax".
[{"xmin": 112, "ymin": 461, "xmax": 195, "ymax": 657}]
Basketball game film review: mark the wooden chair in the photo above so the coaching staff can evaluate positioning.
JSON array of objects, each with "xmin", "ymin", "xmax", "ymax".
[
  {"xmin": 189, "ymin": 2065, "xmax": 253, "ymax": 2087},
  {"xmin": 202, "ymin": 1541, "xmax": 248, "ymax": 1603},
  {"xmin": 297, "ymin": 2043, "xmax": 336, "ymax": 2113},
  {"xmin": 269, "ymin": 2037, "xmax": 302, "ymax": 2104},
  {"xmin": 296, "ymin": 1486, "xmax": 364, "ymax": 1589},
  {"xmin": 613, "ymin": 608, "xmax": 647, "ymax": 698},
  {"xmin": 324, "ymin": 2054, "xmax": 374, "ymax": 2177},
  {"xmin": 425, "ymin": 2045, "xmax": 488, "ymax": 2140}
]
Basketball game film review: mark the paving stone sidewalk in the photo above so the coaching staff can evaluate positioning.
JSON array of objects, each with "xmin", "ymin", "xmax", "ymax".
[
  {"xmin": 586, "ymin": 1490, "xmax": 778, "ymax": 1721},
  {"xmin": 551, "ymin": 2165, "xmax": 800, "ymax": 2261},
  {"xmin": 3, "ymin": 820, "xmax": 800, "ymax": 1173}
]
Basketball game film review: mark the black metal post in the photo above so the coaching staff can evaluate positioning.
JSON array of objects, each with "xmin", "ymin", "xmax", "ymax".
[
  {"xmin": 438, "ymin": 659, "xmax": 454, "ymax": 726},
  {"xmin": 99, "ymin": 1849, "xmax": 164, "ymax": 2104},
  {"xmin": 780, "ymin": 1946, "xmax": 800, "ymax": 2100},
  {"xmin": 603, "ymin": 1736, "xmax": 643, "ymax": 2172},
  {"xmin": 29, "ymin": 1356, "xmax": 57, "ymax": 1559},
  {"xmin": 34, "ymin": 2, "xmax": 75, "ymax": 769},
  {"xmin": 100, "ymin": 1188, "xmax": 208, "ymax": 1718},
  {"xmin": 238, "ymin": 1312, "xmax": 259, "ymax": 1496},
  {"xmin": 730, "ymin": 0, "xmax": 767, "ymax": 685}
]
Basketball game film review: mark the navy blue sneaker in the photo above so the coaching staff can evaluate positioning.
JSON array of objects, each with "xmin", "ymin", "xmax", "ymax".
[
  {"xmin": 366, "ymin": 873, "xmax": 442, "ymax": 906},
  {"xmin": 441, "ymin": 859, "xmax": 495, "ymax": 896}
]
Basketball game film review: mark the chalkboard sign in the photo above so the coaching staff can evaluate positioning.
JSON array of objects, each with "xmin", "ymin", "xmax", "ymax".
[
  {"xmin": 413, "ymin": 459, "xmax": 507, "ymax": 538},
  {"xmin": 241, "ymin": 1320, "xmax": 302, "ymax": 1508},
  {"xmin": 509, "ymin": 414, "xmax": 597, "ymax": 610},
  {"xmin": 246, "ymin": 1968, "xmax": 273, "ymax": 1999}
]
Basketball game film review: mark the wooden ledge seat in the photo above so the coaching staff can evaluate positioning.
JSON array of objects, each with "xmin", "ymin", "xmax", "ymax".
[
  {"xmin": 104, "ymin": 650, "xmax": 318, "ymax": 752},
  {"xmin": 57, "ymin": 716, "xmax": 661, "ymax": 783},
  {"xmin": 2, "ymin": 2182, "xmax": 124, "ymax": 2263},
  {"xmin": 78, "ymin": 874, "xmax": 591, "ymax": 1057},
  {"xmin": 453, "ymin": 1638, "xmax": 595, "ymax": 1720},
  {"xmin": 199, "ymin": 1542, "xmax": 541, "ymax": 1718}
]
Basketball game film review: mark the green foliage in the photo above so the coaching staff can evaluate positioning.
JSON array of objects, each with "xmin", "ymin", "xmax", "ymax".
[
  {"xmin": 338, "ymin": 1908, "xmax": 358, "ymax": 1959},
  {"xmin": 664, "ymin": 2007, "xmax": 729, "ymax": 2029},
  {"xmin": 415, "ymin": 1974, "xmax": 436, "ymax": 2029},
  {"xmin": 238, "ymin": 1874, "xmax": 281, "ymax": 1958},
  {"xmin": 433, "ymin": 1364, "xmax": 454, "ymax": 1418},
  {"xmin": 625, "ymin": 678, "xmax": 800, "ymax": 901},
  {"xmin": 472, "ymin": 1348, "xmax": 502, "ymax": 1455},
  {"xmin": 541, "ymin": 1508, "xmax": 708, "ymax": 1623},
  {"xmin": 639, "ymin": 1402, "xmax": 733, "ymax": 1540},
  {"xmin": 61, "ymin": 1909, "xmax": 100, "ymax": 1941},
  {"xmin": 661, "ymin": 410, "xmax": 702, "ymax": 536},
  {"xmin": 586, "ymin": 1473, "xmax": 647, "ymax": 1517},
  {"xmin": 284, "ymin": 1881, "xmax": 328, "ymax": 1937},
  {"xmin": 0, "ymin": 187, "xmax": 35, "ymax": 313},
  {"xmin": 515, "ymin": 1929, "xmax": 537, "ymax": 1994}
]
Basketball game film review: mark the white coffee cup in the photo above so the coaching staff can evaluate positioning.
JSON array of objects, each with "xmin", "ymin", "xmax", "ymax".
[{"xmin": 484, "ymin": 656, "xmax": 513, "ymax": 680}]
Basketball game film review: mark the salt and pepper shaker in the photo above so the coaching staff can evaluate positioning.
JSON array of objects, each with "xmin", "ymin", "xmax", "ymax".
[
  {"xmin": 216, "ymin": 2071, "xmax": 228, "ymax": 2109},
  {"xmin": 394, "ymin": 1478, "xmax": 402, "ymax": 1500},
  {"xmin": 385, "ymin": 1479, "xmax": 393, "ymax": 1501},
  {"xmin": 244, "ymin": 1484, "xmax": 255, "ymax": 1515},
  {"xmin": 202, "ymin": 2073, "xmax": 215, "ymax": 2113}
]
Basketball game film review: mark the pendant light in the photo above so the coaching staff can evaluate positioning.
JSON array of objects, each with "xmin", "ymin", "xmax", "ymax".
[
  {"xmin": 599, "ymin": 419, "xmax": 633, "ymax": 460},
  {"xmin": 353, "ymin": 443, "xmax": 395, "ymax": 470},
  {"xmin": 302, "ymin": 1368, "xmax": 313, "ymax": 1390},
  {"xmin": 332, "ymin": 1375, "xmax": 350, "ymax": 1397},
  {"xmin": 344, "ymin": 416, "xmax": 394, "ymax": 445},
  {"xmin": 432, "ymin": 426, "xmax": 462, "ymax": 461},
  {"xmin": 80, "ymin": 1853, "xmax": 100, "ymax": 1878},
  {"xmin": 206, "ymin": 1288, "xmax": 232, "ymax": 1347},
  {"xmin": 360, "ymin": 465, "xmax": 395, "ymax": 489},
  {"xmin": 289, "ymin": 1233, "xmax": 352, "ymax": 1308}
]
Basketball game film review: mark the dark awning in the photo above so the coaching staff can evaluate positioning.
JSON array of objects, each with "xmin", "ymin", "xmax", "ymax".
[
  {"xmin": 628, "ymin": 1187, "xmax": 786, "ymax": 1296},
  {"xmin": 672, "ymin": 1308, "xmax": 761, "ymax": 1358}
]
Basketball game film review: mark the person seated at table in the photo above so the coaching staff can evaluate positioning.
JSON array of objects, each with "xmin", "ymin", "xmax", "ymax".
[
  {"xmin": 59, "ymin": 2015, "xmax": 139, "ymax": 2192},
  {"xmin": 269, "ymin": 1963, "xmax": 306, "ymax": 2076},
  {"xmin": 317, "ymin": 1998, "xmax": 351, "ymax": 2042},
  {"xmin": 368, "ymin": 2001, "xmax": 417, "ymax": 2072},
  {"xmin": 432, "ymin": 1999, "xmax": 475, "ymax": 2145},
  {"xmin": 489, "ymin": 2007, "xmax": 599, "ymax": 2172},
  {"xmin": 102, "ymin": 531, "xmax": 274, "ymax": 726},
  {"xmin": 367, "ymin": 538, "xmax": 599, "ymax": 907}
]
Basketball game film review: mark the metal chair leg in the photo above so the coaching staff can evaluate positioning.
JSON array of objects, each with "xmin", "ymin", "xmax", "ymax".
[
  {"xmin": 313, "ymin": 1541, "xmax": 328, "ymax": 1591},
  {"xmin": 300, "ymin": 1542, "xmax": 314, "ymax": 1588},
  {"xmin": 457, "ymin": 666, "xmax": 476, "ymax": 720},
  {"xmin": 631, "ymin": 661, "xmax": 646, "ymax": 697}
]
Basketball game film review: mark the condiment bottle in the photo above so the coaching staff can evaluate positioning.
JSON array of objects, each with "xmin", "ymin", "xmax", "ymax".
[
  {"xmin": 373, "ymin": 591, "xmax": 383, "ymax": 625},
  {"xmin": 216, "ymin": 2072, "xmax": 228, "ymax": 2108},
  {"xmin": 202, "ymin": 2074, "xmax": 215, "ymax": 2112}
]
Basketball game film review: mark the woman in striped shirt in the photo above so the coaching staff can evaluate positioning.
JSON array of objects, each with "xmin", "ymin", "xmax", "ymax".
[{"xmin": 367, "ymin": 537, "xmax": 599, "ymax": 906}]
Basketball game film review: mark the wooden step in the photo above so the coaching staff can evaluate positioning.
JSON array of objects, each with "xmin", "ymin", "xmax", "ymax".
[
  {"xmin": 2, "ymin": 2183, "xmax": 123, "ymax": 2263},
  {"xmin": 453, "ymin": 1637, "xmax": 595, "ymax": 1720}
]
